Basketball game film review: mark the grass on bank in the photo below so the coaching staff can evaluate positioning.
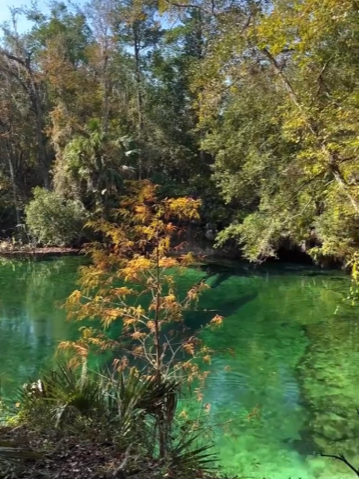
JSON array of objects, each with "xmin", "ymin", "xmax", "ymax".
[{"xmin": 0, "ymin": 361, "xmax": 228, "ymax": 479}]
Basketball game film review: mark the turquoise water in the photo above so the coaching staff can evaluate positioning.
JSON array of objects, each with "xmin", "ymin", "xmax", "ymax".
[
  {"xmin": 0, "ymin": 257, "xmax": 85, "ymax": 392},
  {"xmin": 0, "ymin": 257, "xmax": 358, "ymax": 479}
]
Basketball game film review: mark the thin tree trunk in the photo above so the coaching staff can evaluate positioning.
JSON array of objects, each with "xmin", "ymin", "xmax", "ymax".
[
  {"xmin": 29, "ymin": 77, "xmax": 50, "ymax": 189},
  {"xmin": 101, "ymin": 45, "xmax": 110, "ymax": 134},
  {"xmin": 154, "ymin": 232, "xmax": 167, "ymax": 458},
  {"xmin": 0, "ymin": 124, "xmax": 21, "ymax": 225},
  {"xmin": 6, "ymin": 145, "xmax": 21, "ymax": 225},
  {"xmin": 133, "ymin": 23, "xmax": 144, "ymax": 179}
]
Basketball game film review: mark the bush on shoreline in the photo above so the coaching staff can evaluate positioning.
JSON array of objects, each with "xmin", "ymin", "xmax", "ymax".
[
  {"xmin": 25, "ymin": 188, "xmax": 88, "ymax": 247},
  {"xmin": 0, "ymin": 361, "xmax": 225, "ymax": 479}
]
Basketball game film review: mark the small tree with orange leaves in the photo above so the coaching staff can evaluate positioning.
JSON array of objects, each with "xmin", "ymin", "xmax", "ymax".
[{"xmin": 60, "ymin": 180, "xmax": 223, "ymax": 457}]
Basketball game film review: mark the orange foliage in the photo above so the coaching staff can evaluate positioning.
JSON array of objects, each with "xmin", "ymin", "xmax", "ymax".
[
  {"xmin": 210, "ymin": 314, "xmax": 224, "ymax": 328},
  {"xmin": 60, "ymin": 180, "xmax": 223, "ymax": 383}
]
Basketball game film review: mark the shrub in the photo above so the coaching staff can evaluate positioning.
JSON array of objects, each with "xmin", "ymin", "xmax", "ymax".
[
  {"xmin": 13, "ymin": 361, "xmax": 217, "ymax": 478},
  {"xmin": 25, "ymin": 187, "xmax": 88, "ymax": 246}
]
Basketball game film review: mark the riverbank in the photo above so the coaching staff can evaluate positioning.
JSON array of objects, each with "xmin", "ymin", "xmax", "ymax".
[
  {"xmin": 0, "ymin": 247, "xmax": 80, "ymax": 259},
  {"xmin": 0, "ymin": 244, "xmax": 345, "ymax": 272},
  {"xmin": 0, "ymin": 424, "xmax": 222, "ymax": 479},
  {"xmin": 0, "ymin": 221, "xmax": 344, "ymax": 268},
  {"xmin": 0, "ymin": 361, "xmax": 225, "ymax": 479}
]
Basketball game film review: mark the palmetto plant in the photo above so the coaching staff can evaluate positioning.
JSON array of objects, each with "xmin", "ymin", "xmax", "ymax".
[
  {"xmin": 19, "ymin": 361, "xmax": 105, "ymax": 428},
  {"xmin": 18, "ymin": 361, "xmax": 179, "ymax": 438},
  {"xmin": 16, "ymin": 361, "xmax": 217, "ymax": 473},
  {"xmin": 62, "ymin": 119, "xmax": 137, "ymax": 209}
]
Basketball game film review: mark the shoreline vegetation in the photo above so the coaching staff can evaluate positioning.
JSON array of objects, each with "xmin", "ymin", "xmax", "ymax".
[
  {"xmin": 0, "ymin": 246, "xmax": 80, "ymax": 259},
  {"xmin": 0, "ymin": 243, "xmax": 348, "ymax": 271}
]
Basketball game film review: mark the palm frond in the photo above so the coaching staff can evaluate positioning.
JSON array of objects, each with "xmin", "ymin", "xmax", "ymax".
[{"xmin": 169, "ymin": 425, "xmax": 217, "ymax": 471}]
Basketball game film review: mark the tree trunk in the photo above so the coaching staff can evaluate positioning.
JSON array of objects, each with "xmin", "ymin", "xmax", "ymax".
[
  {"xmin": 28, "ymin": 76, "xmax": 50, "ymax": 189},
  {"xmin": 133, "ymin": 23, "xmax": 144, "ymax": 180},
  {"xmin": 5, "ymin": 144, "xmax": 21, "ymax": 226},
  {"xmin": 101, "ymin": 44, "xmax": 110, "ymax": 134}
]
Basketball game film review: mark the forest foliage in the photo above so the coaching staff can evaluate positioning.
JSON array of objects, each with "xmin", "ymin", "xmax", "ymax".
[{"xmin": 0, "ymin": 0, "xmax": 357, "ymax": 264}]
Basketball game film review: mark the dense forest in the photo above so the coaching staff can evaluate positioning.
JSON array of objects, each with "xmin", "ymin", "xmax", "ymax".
[{"xmin": 0, "ymin": 0, "xmax": 358, "ymax": 265}]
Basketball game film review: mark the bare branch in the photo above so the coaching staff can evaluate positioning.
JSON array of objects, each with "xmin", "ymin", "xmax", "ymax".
[{"xmin": 320, "ymin": 453, "xmax": 359, "ymax": 477}]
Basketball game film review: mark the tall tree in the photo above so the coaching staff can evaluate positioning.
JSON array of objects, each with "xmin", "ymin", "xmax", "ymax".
[
  {"xmin": 195, "ymin": 0, "xmax": 359, "ymax": 262},
  {"xmin": 0, "ymin": 13, "xmax": 51, "ymax": 189}
]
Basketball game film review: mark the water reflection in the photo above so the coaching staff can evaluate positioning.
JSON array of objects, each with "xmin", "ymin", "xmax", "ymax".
[{"xmin": 0, "ymin": 257, "xmax": 83, "ymax": 393}]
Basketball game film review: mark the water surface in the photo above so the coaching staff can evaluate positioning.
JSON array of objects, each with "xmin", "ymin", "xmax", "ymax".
[{"xmin": 0, "ymin": 257, "xmax": 357, "ymax": 479}]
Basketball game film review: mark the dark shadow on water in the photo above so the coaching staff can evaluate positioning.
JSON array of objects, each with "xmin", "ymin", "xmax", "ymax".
[
  {"xmin": 200, "ymin": 259, "xmax": 349, "ymax": 281},
  {"xmin": 282, "ymin": 435, "xmax": 319, "ymax": 457},
  {"xmin": 184, "ymin": 292, "xmax": 258, "ymax": 330},
  {"xmin": 200, "ymin": 262, "xmax": 252, "ymax": 288}
]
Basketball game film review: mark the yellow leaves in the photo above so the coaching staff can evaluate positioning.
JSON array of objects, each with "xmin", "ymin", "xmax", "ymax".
[
  {"xmin": 80, "ymin": 327, "xmax": 96, "ymax": 340},
  {"xmin": 179, "ymin": 252, "xmax": 196, "ymax": 267},
  {"xmin": 88, "ymin": 337, "xmax": 105, "ymax": 347},
  {"xmin": 101, "ymin": 308, "xmax": 121, "ymax": 328},
  {"xmin": 133, "ymin": 305, "xmax": 145, "ymax": 319},
  {"xmin": 202, "ymin": 355, "xmax": 211, "ymax": 364},
  {"xmin": 255, "ymin": 0, "xmax": 352, "ymax": 58},
  {"xmin": 158, "ymin": 236, "xmax": 171, "ymax": 253},
  {"xmin": 112, "ymin": 287, "xmax": 134, "ymax": 297},
  {"xmin": 179, "ymin": 409, "xmax": 188, "ymax": 419},
  {"xmin": 58, "ymin": 341, "xmax": 89, "ymax": 358},
  {"xmin": 121, "ymin": 180, "xmax": 157, "ymax": 207},
  {"xmin": 186, "ymin": 287, "xmax": 199, "ymax": 301},
  {"xmin": 158, "ymin": 257, "xmax": 177, "ymax": 268},
  {"xmin": 121, "ymin": 257, "xmax": 152, "ymax": 282},
  {"xmin": 165, "ymin": 293, "xmax": 176, "ymax": 303},
  {"xmin": 66, "ymin": 290, "xmax": 82, "ymax": 306},
  {"xmin": 210, "ymin": 314, "xmax": 224, "ymax": 328},
  {"xmin": 134, "ymin": 204, "xmax": 150, "ymax": 223},
  {"xmin": 180, "ymin": 361, "xmax": 193, "ymax": 371},
  {"xmin": 123, "ymin": 317, "xmax": 136, "ymax": 328},
  {"xmin": 161, "ymin": 294, "xmax": 182, "ymax": 316},
  {"xmin": 61, "ymin": 180, "xmax": 217, "ymax": 380},
  {"xmin": 183, "ymin": 342, "xmax": 195, "ymax": 356},
  {"xmin": 145, "ymin": 320, "xmax": 155, "ymax": 333},
  {"xmin": 163, "ymin": 197, "xmax": 201, "ymax": 221},
  {"xmin": 194, "ymin": 388, "xmax": 203, "ymax": 402},
  {"xmin": 131, "ymin": 331, "xmax": 147, "ymax": 340}
]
